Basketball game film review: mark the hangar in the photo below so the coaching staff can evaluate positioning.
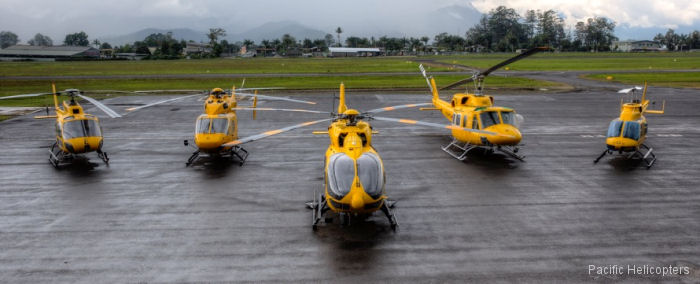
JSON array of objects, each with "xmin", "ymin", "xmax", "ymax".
[
  {"xmin": 328, "ymin": 47, "xmax": 382, "ymax": 57},
  {"xmin": 0, "ymin": 45, "xmax": 100, "ymax": 61}
]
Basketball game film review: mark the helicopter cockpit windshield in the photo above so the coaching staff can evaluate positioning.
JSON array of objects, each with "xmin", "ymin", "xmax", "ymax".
[
  {"xmin": 479, "ymin": 111, "xmax": 500, "ymax": 129},
  {"xmin": 607, "ymin": 119, "xmax": 623, "ymax": 138},
  {"xmin": 622, "ymin": 121, "xmax": 641, "ymax": 140},
  {"xmin": 327, "ymin": 153, "xmax": 355, "ymax": 199},
  {"xmin": 357, "ymin": 153, "xmax": 384, "ymax": 198},
  {"xmin": 196, "ymin": 117, "xmax": 229, "ymax": 134},
  {"xmin": 62, "ymin": 119, "xmax": 101, "ymax": 139},
  {"xmin": 501, "ymin": 111, "xmax": 515, "ymax": 126}
]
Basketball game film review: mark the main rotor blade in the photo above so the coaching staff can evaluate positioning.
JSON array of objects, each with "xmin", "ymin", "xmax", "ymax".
[
  {"xmin": 372, "ymin": 116, "xmax": 512, "ymax": 137},
  {"xmin": 222, "ymin": 118, "xmax": 331, "ymax": 147},
  {"xmin": 440, "ymin": 46, "xmax": 549, "ymax": 90},
  {"xmin": 617, "ymin": 87, "xmax": 643, "ymax": 93},
  {"xmin": 365, "ymin": 103, "xmax": 432, "ymax": 114},
  {"xmin": 480, "ymin": 46, "xmax": 548, "ymax": 77},
  {"xmin": 125, "ymin": 93, "xmax": 204, "ymax": 112},
  {"xmin": 440, "ymin": 76, "xmax": 476, "ymax": 91},
  {"xmin": 237, "ymin": 87, "xmax": 284, "ymax": 91},
  {"xmin": 231, "ymin": 107, "xmax": 330, "ymax": 114},
  {"xmin": 235, "ymin": 92, "xmax": 316, "ymax": 105},
  {"xmin": 76, "ymin": 94, "xmax": 122, "ymax": 118},
  {"xmin": 0, "ymin": 92, "xmax": 54, "ymax": 100}
]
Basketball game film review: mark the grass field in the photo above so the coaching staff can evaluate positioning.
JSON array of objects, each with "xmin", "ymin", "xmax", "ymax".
[
  {"xmin": 0, "ymin": 57, "xmax": 451, "ymax": 77},
  {"xmin": 2, "ymin": 52, "xmax": 697, "ymax": 109},
  {"xmin": 585, "ymin": 72, "xmax": 700, "ymax": 88},
  {"xmin": 0, "ymin": 74, "xmax": 567, "ymax": 107},
  {"xmin": 433, "ymin": 52, "xmax": 700, "ymax": 71}
]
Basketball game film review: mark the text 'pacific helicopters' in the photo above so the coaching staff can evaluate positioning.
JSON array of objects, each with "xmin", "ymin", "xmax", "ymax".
[
  {"xmin": 415, "ymin": 47, "xmax": 549, "ymax": 161},
  {"xmin": 0, "ymin": 84, "xmax": 122, "ymax": 167},
  {"xmin": 594, "ymin": 82, "xmax": 665, "ymax": 168},
  {"xmin": 125, "ymin": 82, "xmax": 318, "ymax": 166}
]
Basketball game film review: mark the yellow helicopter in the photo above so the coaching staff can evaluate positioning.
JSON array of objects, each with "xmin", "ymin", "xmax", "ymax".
[
  {"xmin": 414, "ymin": 47, "xmax": 548, "ymax": 161},
  {"xmin": 594, "ymin": 83, "xmax": 665, "ymax": 168},
  {"xmin": 0, "ymin": 83, "xmax": 122, "ymax": 167},
  {"xmin": 212, "ymin": 83, "xmax": 490, "ymax": 229},
  {"xmin": 125, "ymin": 84, "xmax": 317, "ymax": 166},
  {"xmin": 302, "ymin": 84, "xmax": 501, "ymax": 230}
]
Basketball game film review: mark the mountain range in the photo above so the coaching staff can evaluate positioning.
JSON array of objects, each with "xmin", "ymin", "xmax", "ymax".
[{"xmin": 98, "ymin": 4, "xmax": 484, "ymax": 46}]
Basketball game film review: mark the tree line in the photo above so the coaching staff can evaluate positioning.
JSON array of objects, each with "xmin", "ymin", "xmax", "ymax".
[{"xmin": 2, "ymin": 4, "xmax": 700, "ymax": 55}]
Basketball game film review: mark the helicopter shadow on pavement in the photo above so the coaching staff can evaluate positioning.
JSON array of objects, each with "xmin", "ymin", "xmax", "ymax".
[
  {"xmin": 313, "ymin": 217, "xmax": 395, "ymax": 275},
  {"xmin": 459, "ymin": 149, "xmax": 521, "ymax": 170},
  {"xmin": 606, "ymin": 156, "xmax": 647, "ymax": 172},
  {"xmin": 191, "ymin": 158, "xmax": 240, "ymax": 179},
  {"xmin": 58, "ymin": 156, "xmax": 104, "ymax": 177}
]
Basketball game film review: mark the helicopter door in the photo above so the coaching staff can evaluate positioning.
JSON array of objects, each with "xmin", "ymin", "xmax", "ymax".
[{"xmin": 227, "ymin": 117, "xmax": 236, "ymax": 136}]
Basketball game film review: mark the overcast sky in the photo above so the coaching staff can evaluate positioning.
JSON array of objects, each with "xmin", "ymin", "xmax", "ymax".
[{"xmin": 1, "ymin": 0, "xmax": 698, "ymax": 42}]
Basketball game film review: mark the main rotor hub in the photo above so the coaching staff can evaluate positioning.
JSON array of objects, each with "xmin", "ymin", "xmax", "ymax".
[
  {"xmin": 210, "ymin": 88, "xmax": 225, "ymax": 97},
  {"xmin": 342, "ymin": 109, "xmax": 361, "ymax": 125}
]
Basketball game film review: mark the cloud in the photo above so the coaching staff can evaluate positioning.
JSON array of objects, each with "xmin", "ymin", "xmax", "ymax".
[
  {"xmin": 0, "ymin": 0, "xmax": 696, "ymax": 43},
  {"xmin": 469, "ymin": 0, "xmax": 700, "ymax": 29}
]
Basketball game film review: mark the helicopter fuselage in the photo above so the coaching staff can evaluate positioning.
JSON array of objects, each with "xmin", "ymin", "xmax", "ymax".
[
  {"xmin": 323, "ymin": 117, "xmax": 387, "ymax": 215},
  {"xmin": 604, "ymin": 103, "xmax": 649, "ymax": 152},
  {"xmin": 434, "ymin": 92, "xmax": 522, "ymax": 146},
  {"xmin": 54, "ymin": 101, "xmax": 104, "ymax": 154},
  {"xmin": 193, "ymin": 93, "xmax": 239, "ymax": 153}
]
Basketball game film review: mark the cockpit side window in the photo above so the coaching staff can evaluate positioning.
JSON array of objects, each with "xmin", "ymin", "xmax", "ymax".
[
  {"xmin": 472, "ymin": 116, "xmax": 479, "ymax": 129},
  {"xmin": 606, "ymin": 119, "xmax": 623, "ymax": 137},
  {"xmin": 228, "ymin": 118, "xmax": 236, "ymax": 135},
  {"xmin": 196, "ymin": 118, "xmax": 210, "ymax": 134},
  {"xmin": 55, "ymin": 122, "xmax": 61, "ymax": 138},
  {"xmin": 327, "ymin": 153, "xmax": 355, "ymax": 199}
]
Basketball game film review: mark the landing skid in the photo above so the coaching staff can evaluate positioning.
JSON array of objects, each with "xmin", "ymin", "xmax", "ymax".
[
  {"xmin": 186, "ymin": 146, "xmax": 248, "ymax": 167},
  {"xmin": 48, "ymin": 142, "xmax": 109, "ymax": 168},
  {"xmin": 49, "ymin": 142, "xmax": 72, "ymax": 168},
  {"xmin": 594, "ymin": 144, "xmax": 656, "ymax": 169},
  {"xmin": 442, "ymin": 138, "xmax": 524, "ymax": 161},
  {"xmin": 306, "ymin": 187, "xmax": 397, "ymax": 230},
  {"xmin": 97, "ymin": 149, "xmax": 109, "ymax": 164}
]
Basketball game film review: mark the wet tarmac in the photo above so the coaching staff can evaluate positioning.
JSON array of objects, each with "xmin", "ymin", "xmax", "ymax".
[{"xmin": 1, "ymin": 81, "xmax": 699, "ymax": 282}]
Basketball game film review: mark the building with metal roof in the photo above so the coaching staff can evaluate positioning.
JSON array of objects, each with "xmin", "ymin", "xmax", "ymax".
[
  {"xmin": 0, "ymin": 45, "xmax": 100, "ymax": 61},
  {"xmin": 328, "ymin": 47, "xmax": 382, "ymax": 57},
  {"xmin": 612, "ymin": 40, "xmax": 665, "ymax": 52}
]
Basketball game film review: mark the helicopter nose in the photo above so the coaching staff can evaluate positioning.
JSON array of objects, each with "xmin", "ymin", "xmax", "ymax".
[
  {"xmin": 485, "ymin": 124, "xmax": 522, "ymax": 145},
  {"xmin": 195, "ymin": 134, "xmax": 223, "ymax": 150},
  {"xmin": 350, "ymin": 192, "xmax": 365, "ymax": 210}
]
